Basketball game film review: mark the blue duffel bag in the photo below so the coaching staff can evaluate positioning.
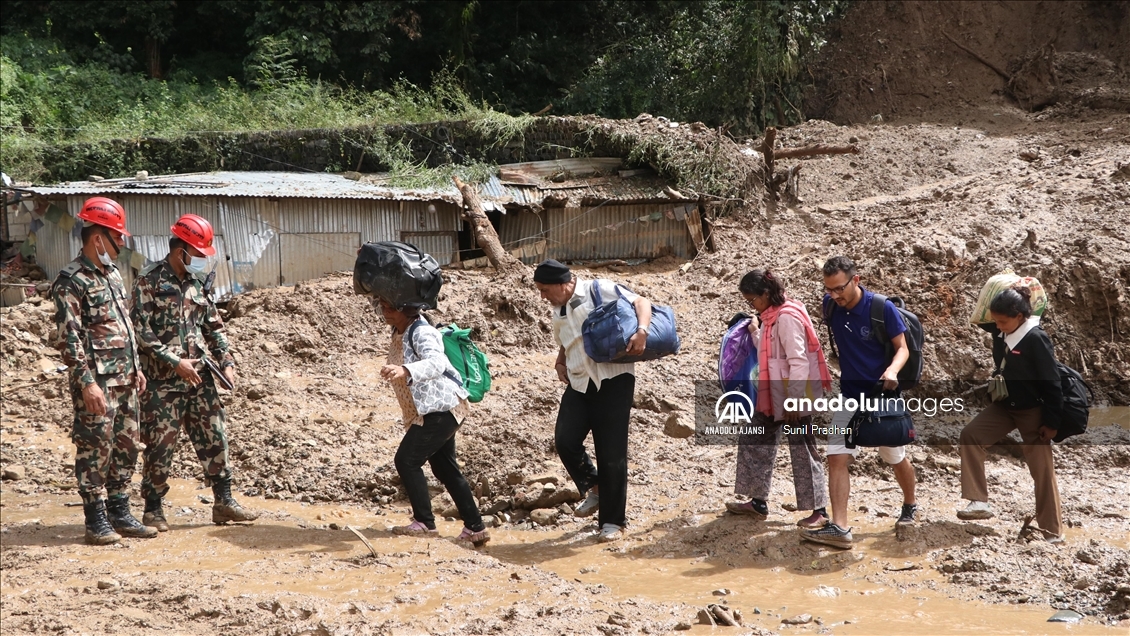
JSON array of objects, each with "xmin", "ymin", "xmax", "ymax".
[{"xmin": 582, "ymin": 280, "xmax": 681, "ymax": 363}]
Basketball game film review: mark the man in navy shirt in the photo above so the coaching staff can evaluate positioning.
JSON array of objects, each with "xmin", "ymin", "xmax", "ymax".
[{"xmin": 801, "ymin": 256, "xmax": 918, "ymax": 549}]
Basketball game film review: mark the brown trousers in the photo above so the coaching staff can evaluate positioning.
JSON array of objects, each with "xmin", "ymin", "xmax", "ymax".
[{"xmin": 959, "ymin": 404, "xmax": 1062, "ymax": 536}]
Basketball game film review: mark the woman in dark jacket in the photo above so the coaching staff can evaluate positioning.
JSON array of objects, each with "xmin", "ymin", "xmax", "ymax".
[{"xmin": 957, "ymin": 285, "xmax": 1063, "ymax": 541}]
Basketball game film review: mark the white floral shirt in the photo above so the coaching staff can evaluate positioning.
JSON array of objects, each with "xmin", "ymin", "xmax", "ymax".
[{"xmin": 388, "ymin": 320, "xmax": 469, "ymax": 428}]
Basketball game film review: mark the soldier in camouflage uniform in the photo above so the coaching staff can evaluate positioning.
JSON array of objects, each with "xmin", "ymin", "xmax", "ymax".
[
  {"xmin": 51, "ymin": 197, "xmax": 157, "ymax": 545},
  {"xmin": 132, "ymin": 213, "xmax": 257, "ymax": 530}
]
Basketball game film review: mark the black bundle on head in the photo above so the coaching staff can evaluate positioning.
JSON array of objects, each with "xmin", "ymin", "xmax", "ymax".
[
  {"xmin": 990, "ymin": 284, "xmax": 1033, "ymax": 318},
  {"xmin": 739, "ymin": 269, "xmax": 786, "ymax": 306}
]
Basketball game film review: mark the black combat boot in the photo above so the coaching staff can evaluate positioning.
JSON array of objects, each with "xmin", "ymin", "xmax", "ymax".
[
  {"xmin": 83, "ymin": 499, "xmax": 122, "ymax": 546},
  {"xmin": 142, "ymin": 495, "xmax": 169, "ymax": 532},
  {"xmin": 106, "ymin": 494, "xmax": 158, "ymax": 538},
  {"xmin": 212, "ymin": 478, "xmax": 259, "ymax": 524}
]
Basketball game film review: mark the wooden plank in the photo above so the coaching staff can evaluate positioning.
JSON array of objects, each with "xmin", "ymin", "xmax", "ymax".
[
  {"xmin": 684, "ymin": 205, "xmax": 705, "ymax": 254},
  {"xmin": 497, "ymin": 158, "xmax": 622, "ymax": 179}
]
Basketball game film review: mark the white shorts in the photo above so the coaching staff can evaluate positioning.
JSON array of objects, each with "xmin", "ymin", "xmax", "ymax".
[{"xmin": 825, "ymin": 405, "xmax": 907, "ymax": 464}]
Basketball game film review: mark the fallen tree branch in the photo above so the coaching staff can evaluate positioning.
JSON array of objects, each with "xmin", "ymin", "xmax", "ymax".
[
  {"xmin": 452, "ymin": 176, "xmax": 523, "ymax": 271},
  {"xmin": 775, "ymin": 144, "xmax": 860, "ymax": 160},
  {"xmin": 347, "ymin": 525, "xmax": 378, "ymax": 557},
  {"xmin": 942, "ymin": 30, "xmax": 1010, "ymax": 81}
]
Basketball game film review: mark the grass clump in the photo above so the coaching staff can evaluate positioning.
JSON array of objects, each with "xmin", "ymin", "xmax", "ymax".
[{"xmin": 0, "ymin": 36, "xmax": 526, "ymax": 182}]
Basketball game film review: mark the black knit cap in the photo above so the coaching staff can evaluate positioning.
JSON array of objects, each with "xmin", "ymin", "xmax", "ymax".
[{"xmin": 533, "ymin": 259, "xmax": 572, "ymax": 284}]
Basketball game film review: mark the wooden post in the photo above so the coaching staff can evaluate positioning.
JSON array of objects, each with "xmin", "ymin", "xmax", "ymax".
[
  {"xmin": 759, "ymin": 127, "xmax": 777, "ymax": 180},
  {"xmin": 452, "ymin": 176, "xmax": 522, "ymax": 271}
]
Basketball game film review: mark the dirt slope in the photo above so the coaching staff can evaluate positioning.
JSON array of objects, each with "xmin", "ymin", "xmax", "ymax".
[
  {"xmin": 3, "ymin": 105, "xmax": 1129, "ymax": 633},
  {"xmin": 807, "ymin": 0, "xmax": 1130, "ymax": 125}
]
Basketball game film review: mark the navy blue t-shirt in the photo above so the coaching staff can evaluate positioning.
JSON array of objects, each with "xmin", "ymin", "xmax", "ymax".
[{"xmin": 825, "ymin": 287, "xmax": 907, "ymax": 399}]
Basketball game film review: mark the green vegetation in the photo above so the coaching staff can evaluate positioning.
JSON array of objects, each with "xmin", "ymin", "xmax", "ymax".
[
  {"xmin": 0, "ymin": 38, "xmax": 511, "ymax": 181},
  {"xmin": 1, "ymin": 1, "xmax": 845, "ymax": 182}
]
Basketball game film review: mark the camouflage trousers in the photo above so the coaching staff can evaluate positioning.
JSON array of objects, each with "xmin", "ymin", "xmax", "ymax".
[
  {"xmin": 70, "ymin": 382, "xmax": 141, "ymax": 504},
  {"xmin": 140, "ymin": 378, "xmax": 232, "ymax": 501}
]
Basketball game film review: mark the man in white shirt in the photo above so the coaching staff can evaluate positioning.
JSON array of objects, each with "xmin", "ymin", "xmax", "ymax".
[{"xmin": 534, "ymin": 259, "xmax": 651, "ymax": 543}]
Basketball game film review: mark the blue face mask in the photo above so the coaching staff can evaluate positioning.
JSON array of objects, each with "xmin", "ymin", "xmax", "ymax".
[{"xmin": 183, "ymin": 252, "xmax": 208, "ymax": 275}]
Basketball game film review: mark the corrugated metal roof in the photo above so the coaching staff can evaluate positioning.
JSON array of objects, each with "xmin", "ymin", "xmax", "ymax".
[
  {"xmin": 24, "ymin": 171, "xmax": 464, "ymax": 204},
  {"xmin": 480, "ymin": 174, "xmax": 672, "ymax": 210},
  {"xmin": 24, "ymin": 170, "xmax": 674, "ymax": 209}
]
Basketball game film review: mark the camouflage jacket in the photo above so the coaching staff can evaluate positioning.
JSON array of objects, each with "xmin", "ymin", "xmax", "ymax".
[
  {"xmin": 51, "ymin": 255, "xmax": 141, "ymax": 389},
  {"xmin": 132, "ymin": 257, "xmax": 232, "ymax": 391}
]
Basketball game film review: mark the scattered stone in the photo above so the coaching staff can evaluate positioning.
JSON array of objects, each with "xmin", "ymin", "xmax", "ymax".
[
  {"xmin": 673, "ymin": 622, "xmax": 692, "ymax": 631},
  {"xmin": 198, "ymin": 495, "xmax": 213, "ymax": 504},
  {"xmin": 506, "ymin": 471, "xmax": 525, "ymax": 486},
  {"xmin": 712, "ymin": 588, "xmax": 730, "ymax": 596},
  {"xmin": 525, "ymin": 474, "xmax": 560, "ymax": 486},
  {"xmin": 1019, "ymin": 148, "xmax": 1040, "ymax": 162},
  {"xmin": 1116, "ymin": 584, "xmax": 1130, "ymax": 596},
  {"xmin": 752, "ymin": 607, "xmax": 761, "ymax": 614},
  {"xmin": 483, "ymin": 498, "xmax": 512, "ymax": 514},
  {"xmin": 513, "ymin": 484, "xmax": 580, "ymax": 510},
  {"xmin": 1075, "ymin": 549, "xmax": 1100, "ymax": 565},
  {"xmin": 663, "ymin": 413, "xmax": 695, "ymax": 439},
  {"xmin": 810, "ymin": 585, "xmax": 840, "ymax": 598},
  {"xmin": 783, "ymin": 614, "xmax": 813, "ymax": 625},
  {"xmin": 781, "ymin": 502, "xmax": 798, "ymax": 512},
  {"xmin": 1047, "ymin": 610, "xmax": 1084, "ymax": 623},
  {"xmin": 1073, "ymin": 577, "xmax": 1092, "ymax": 590},
  {"xmin": 530, "ymin": 509, "xmax": 560, "ymax": 525},
  {"xmin": 607, "ymin": 613, "xmax": 631, "ymax": 628},
  {"xmin": 2, "ymin": 465, "xmax": 26, "ymax": 481},
  {"xmin": 261, "ymin": 342, "xmax": 282, "ymax": 355},
  {"xmin": 96, "ymin": 579, "xmax": 120, "ymax": 590},
  {"xmin": 557, "ymin": 503, "xmax": 574, "ymax": 515},
  {"xmin": 696, "ymin": 609, "xmax": 716, "ymax": 626}
]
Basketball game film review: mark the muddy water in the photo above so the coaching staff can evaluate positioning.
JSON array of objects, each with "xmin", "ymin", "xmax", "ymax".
[
  {"xmin": 495, "ymin": 525, "xmax": 1122, "ymax": 635},
  {"xmin": 4, "ymin": 481, "xmax": 1124, "ymax": 635},
  {"xmin": 1090, "ymin": 406, "xmax": 1129, "ymax": 430}
]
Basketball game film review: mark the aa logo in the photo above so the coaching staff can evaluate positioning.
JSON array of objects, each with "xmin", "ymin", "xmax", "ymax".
[{"xmin": 715, "ymin": 391, "xmax": 754, "ymax": 424}]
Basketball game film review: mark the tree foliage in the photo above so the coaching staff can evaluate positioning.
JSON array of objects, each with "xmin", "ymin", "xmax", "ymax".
[{"xmin": 1, "ymin": 0, "xmax": 845, "ymax": 144}]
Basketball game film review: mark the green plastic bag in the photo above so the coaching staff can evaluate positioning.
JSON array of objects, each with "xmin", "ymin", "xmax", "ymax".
[{"xmin": 441, "ymin": 323, "xmax": 491, "ymax": 403}]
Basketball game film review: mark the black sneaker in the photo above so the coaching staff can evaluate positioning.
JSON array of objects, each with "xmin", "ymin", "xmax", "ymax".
[
  {"xmin": 801, "ymin": 521, "xmax": 853, "ymax": 549},
  {"xmin": 897, "ymin": 503, "xmax": 918, "ymax": 526}
]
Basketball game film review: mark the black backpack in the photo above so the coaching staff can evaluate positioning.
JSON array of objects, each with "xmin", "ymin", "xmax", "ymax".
[
  {"xmin": 823, "ymin": 293, "xmax": 924, "ymax": 391},
  {"xmin": 1051, "ymin": 362, "xmax": 1093, "ymax": 443},
  {"xmin": 353, "ymin": 241, "xmax": 442, "ymax": 309}
]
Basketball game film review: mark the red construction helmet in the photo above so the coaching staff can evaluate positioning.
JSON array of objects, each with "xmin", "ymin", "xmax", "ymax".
[
  {"xmin": 78, "ymin": 197, "xmax": 129, "ymax": 236},
  {"xmin": 171, "ymin": 214, "xmax": 216, "ymax": 256}
]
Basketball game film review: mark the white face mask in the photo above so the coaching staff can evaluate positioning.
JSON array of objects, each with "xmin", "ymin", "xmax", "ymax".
[
  {"xmin": 184, "ymin": 254, "xmax": 208, "ymax": 275},
  {"xmin": 96, "ymin": 236, "xmax": 115, "ymax": 267}
]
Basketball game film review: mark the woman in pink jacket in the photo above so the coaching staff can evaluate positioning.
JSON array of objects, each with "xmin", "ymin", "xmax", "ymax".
[{"xmin": 726, "ymin": 270, "xmax": 833, "ymax": 529}]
